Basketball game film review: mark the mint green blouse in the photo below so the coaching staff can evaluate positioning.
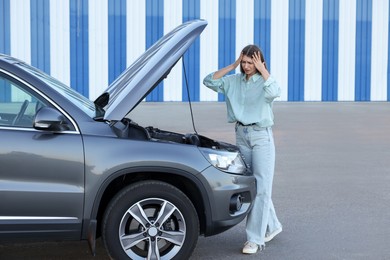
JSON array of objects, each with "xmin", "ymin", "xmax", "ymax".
[{"xmin": 203, "ymin": 72, "xmax": 281, "ymax": 127}]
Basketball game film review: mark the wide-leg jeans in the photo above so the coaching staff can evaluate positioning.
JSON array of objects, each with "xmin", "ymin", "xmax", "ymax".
[{"xmin": 235, "ymin": 123, "xmax": 282, "ymax": 246}]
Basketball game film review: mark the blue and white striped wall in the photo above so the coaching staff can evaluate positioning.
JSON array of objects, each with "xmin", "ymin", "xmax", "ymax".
[{"xmin": 0, "ymin": 0, "xmax": 389, "ymax": 101}]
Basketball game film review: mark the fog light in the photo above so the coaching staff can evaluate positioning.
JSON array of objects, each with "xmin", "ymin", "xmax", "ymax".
[{"xmin": 230, "ymin": 194, "xmax": 243, "ymax": 212}]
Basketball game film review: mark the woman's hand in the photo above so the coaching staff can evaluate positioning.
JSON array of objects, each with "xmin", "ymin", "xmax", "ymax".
[
  {"xmin": 232, "ymin": 52, "xmax": 243, "ymax": 69},
  {"xmin": 252, "ymin": 51, "xmax": 270, "ymax": 80},
  {"xmin": 213, "ymin": 52, "xmax": 243, "ymax": 79}
]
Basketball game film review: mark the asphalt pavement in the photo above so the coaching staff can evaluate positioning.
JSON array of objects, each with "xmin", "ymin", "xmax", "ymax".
[{"xmin": 1, "ymin": 102, "xmax": 389, "ymax": 260}]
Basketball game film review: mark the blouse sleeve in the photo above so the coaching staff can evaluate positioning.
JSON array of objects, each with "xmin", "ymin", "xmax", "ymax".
[
  {"xmin": 203, "ymin": 72, "xmax": 226, "ymax": 94},
  {"xmin": 263, "ymin": 76, "xmax": 281, "ymax": 103}
]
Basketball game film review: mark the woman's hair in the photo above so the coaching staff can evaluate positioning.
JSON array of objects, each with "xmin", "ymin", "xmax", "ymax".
[{"xmin": 240, "ymin": 44, "xmax": 267, "ymax": 74}]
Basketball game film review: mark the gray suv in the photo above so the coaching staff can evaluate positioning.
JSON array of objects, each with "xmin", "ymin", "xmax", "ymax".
[{"xmin": 0, "ymin": 20, "xmax": 256, "ymax": 259}]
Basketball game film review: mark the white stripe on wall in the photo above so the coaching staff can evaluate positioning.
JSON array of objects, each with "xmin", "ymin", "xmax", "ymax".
[
  {"xmin": 371, "ymin": 0, "xmax": 389, "ymax": 101},
  {"xmin": 200, "ymin": 0, "xmax": 219, "ymax": 101},
  {"xmin": 270, "ymin": 0, "xmax": 289, "ymax": 101},
  {"xmin": 126, "ymin": 0, "xmax": 145, "ymax": 67},
  {"xmin": 164, "ymin": 0, "xmax": 183, "ymax": 101},
  {"xmin": 304, "ymin": 0, "xmax": 323, "ymax": 101},
  {"xmin": 338, "ymin": 0, "xmax": 356, "ymax": 101},
  {"xmin": 126, "ymin": 0, "xmax": 145, "ymax": 102},
  {"xmin": 236, "ymin": 0, "xmax": 254, "ymax": 74},
  {"xmin": 50, "ymin": 0, "xmax": 70, "ymax": 87},
  {"xmin": 89, "ymin": 0, "xmax": 108, "ymax": 100},
  {"xmin": 10, "ymin": 0, "xmax": 31, "ymax": 102},
  {"xmin": 10, "ymin": 0, "xmax": 31, "ymax": 65}
]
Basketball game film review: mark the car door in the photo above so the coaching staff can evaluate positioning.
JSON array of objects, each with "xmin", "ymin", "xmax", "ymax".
[{"xmin": 0, "ymin": 72, "xmax": 84, "ymax": 239}]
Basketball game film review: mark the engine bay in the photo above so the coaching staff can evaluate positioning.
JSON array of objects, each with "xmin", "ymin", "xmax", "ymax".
[{"xmin": 112, "ymin": 118, "xmax": 238, "ymax": 152}]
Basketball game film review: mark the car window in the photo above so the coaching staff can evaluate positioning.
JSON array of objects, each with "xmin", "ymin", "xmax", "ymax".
[
  {"xmin": 0, "ymin": 73, "xmax": 48, "ymax": 128},
  {"xmin": 14, "ymin": 62, "xmax": 98, "ymax": 118}
]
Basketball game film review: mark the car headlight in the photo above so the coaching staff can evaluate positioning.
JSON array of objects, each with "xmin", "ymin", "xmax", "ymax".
[{"xmin": 200, "ymin": 148, "xmax": 247, "ymax": 174}]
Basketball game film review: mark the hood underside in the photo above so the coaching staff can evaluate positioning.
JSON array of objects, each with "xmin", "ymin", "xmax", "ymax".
[{"xmin": 95, "ymin": 19, "xmax": 208, "ymax": 121}]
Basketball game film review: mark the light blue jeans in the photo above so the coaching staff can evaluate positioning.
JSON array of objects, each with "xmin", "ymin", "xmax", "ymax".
[{"xmin": 235, "ymin": 124, "xmax": 282, "ymax": 246}]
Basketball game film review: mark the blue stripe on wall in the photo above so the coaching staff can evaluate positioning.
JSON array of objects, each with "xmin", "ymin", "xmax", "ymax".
[
  {"xmin": 322, "ymin": 0, "xmax": 339, "ymax": 101},
  {"xmin": 254, "ymin": 0, "xmax": 271, "ymax": 70},
  {"xmin": 70, "ymin": 0, "xmax": 89, "ymax": 97},
  {"xmin": 355, "ymin": 0, "xmax": 372, "ymax": 101},
  {"xmin": 146, "ymin": 0, "xmax": 164, "ymax": 102},
  {"xmin": 218, "ymin": 0, "xmax": 236, "ymax": 102},
  {"xmin": 0, "ymin": 0, "xmax": 10, "ymax": 55},
  {"xmin": 288, "ymin": 0, "xmax": 305, "ymax": 101},
  {"xmin": 31, "ymin": 0, "xmax": 50, "ymax": 74},
  {"xmin": 108, "ymin": 0, "xmax": 126, "ymax": 84},
  {"xmin": 183, "ymin": 0, "xmax": 200, "ymax": 102}
]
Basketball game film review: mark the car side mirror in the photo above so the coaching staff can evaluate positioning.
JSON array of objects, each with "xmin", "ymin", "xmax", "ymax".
[{"xmin": 33, "ymin": 107, "xmax": 72, "ymax": 132}]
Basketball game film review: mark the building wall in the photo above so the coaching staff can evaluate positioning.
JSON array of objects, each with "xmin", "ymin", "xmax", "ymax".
[{"xmin": 0, "ymin": 0, "xmax": 389, "ymax": 101}]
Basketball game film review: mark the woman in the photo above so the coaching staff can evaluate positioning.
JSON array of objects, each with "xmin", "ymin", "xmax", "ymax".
[{"xmin": 203, "ymin": 44, "xmax": 282, "ymax": 254}]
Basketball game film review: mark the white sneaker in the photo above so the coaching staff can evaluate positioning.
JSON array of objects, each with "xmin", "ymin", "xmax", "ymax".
[
  {"xmin": 242, "ymin": 241, "xmax": 262, "ymax": 254},
  {"xmin": 264, "ymin": 226, "xmax": 282, "ymax": 243}
]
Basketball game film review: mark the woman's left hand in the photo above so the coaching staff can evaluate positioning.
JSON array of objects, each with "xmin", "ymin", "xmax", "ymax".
[{"xmin": 252, "ymin": 52, "xmax": 270, "ymax": 80}]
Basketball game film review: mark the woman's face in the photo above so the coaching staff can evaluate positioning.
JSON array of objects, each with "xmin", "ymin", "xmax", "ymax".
[{"xmin": 241, "ymin": 55, "xmax": 257, "ymax": 77}]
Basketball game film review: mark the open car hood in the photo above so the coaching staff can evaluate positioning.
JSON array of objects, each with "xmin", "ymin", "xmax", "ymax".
[{"xmin": 94, "ymin": 19, "xmax": 207, "ymax": 121}]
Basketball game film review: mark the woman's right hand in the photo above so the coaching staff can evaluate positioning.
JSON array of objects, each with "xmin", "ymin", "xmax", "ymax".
[
  {"xmin": 212, "ymin": 52, "xmax": 243, "ymax": 79},
  {"xmin": 233, "ymin": 52, "xmax": 243, "ymax": 69}
]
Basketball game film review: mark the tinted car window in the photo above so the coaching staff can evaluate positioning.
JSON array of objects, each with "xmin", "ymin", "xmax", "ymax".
[
  {"xmin": 14, "ymin": 62, "xmax": 99, "ymax": 118},
  {"xmin": 0, "ymin": 73, "xmax": 47, "ymax": 127}
]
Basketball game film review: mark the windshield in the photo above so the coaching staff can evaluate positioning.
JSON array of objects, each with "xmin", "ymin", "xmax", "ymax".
[{"xmin": 15, "ymin": 62, "xmax": 99, "ymax": 118}]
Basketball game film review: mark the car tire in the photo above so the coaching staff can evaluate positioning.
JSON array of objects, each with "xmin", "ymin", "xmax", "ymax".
[{"xmin": 102, "ymin": 180, "xmax": 199, "ymax": 260}]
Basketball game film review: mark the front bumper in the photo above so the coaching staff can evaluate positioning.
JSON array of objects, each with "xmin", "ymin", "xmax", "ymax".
[{"xmin": 199, "ymin": 166, "xmax": 256, "ymax": 236}]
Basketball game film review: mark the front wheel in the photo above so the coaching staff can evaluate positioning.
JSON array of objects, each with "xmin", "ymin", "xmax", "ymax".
[{"xmin": 102, "ymin": 181, "xmax": 199, "ymax": 260}]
